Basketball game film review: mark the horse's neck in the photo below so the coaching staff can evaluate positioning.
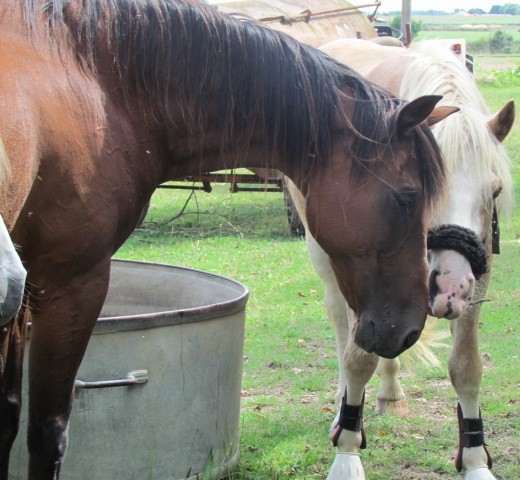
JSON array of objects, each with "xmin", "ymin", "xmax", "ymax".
[{"xmin": 160, "ymin": 135, "xmax": 303, "ymax": 185}]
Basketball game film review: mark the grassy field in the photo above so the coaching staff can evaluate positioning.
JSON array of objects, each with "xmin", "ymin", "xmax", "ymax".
[
  {"xmin": 378, "ymin": 13, "xmax": 520, "ymax": 27},
  {"xmin": 115, "ymin": 71, "xmax": 520, "ymax": 480},
  {"xmin": 377, "ymin": 13, "xmax": 520, "ymax": 26},
  {"xmin": 417, "ymin": 30, "xmax": 520, "ymax": 42},
  {"xmin": 377, "ymin": 13, "xmax": 520, "ymax": 44}
]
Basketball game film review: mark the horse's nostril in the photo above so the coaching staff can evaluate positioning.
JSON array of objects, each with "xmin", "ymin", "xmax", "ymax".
[{"xmin": 403, "ymin": 329, "xmax": 421, "ymax": 350}]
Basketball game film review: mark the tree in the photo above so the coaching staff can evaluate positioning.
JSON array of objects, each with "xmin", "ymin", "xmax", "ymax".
[
  {"xmin": 503, "ymin": 3, "xmax": 520, "ymax": 14},
  {"xmin": 490, "ymin": 3, "xmax": 520, "ymax": 14},
  {"xmin": 391, "ymin": 15, "xmax": 422, "ymax": 39},
  {"xmin": 489, "ymin": 30, "xmax": 514, "ymax": 52}
]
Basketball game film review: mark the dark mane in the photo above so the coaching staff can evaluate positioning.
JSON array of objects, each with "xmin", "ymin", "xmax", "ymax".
[{"xmin": 20, "ymin": 0, "xmax": 443, "ymax": 203}]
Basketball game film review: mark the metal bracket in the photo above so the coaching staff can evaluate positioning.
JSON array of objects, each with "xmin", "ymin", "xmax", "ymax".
[{"xmin": 74, "ymin": 369, "xmax": 148, "ymax": 389}]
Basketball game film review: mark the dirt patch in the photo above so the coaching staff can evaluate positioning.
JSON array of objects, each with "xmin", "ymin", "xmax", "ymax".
[{"xmin": 398, "ymin": 466, "xmax": 450, "ymax": 479}]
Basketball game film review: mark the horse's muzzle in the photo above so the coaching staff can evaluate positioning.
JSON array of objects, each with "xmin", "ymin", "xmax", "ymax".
[{"xmin": 354, "ymin": 314, "xmax": 423, "ymax": 359}]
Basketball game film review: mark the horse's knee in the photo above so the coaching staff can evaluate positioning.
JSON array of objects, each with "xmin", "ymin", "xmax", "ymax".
[
  {"xmin": 1, "ymin": 391, "xmax": 22, "ymax": 421},
  {"xmin": 344, "ymin": 346, "xmax": 378, "ymax": 378},
  {"xmin": 27, "ymin": 415, "xmax": 68, "ymax": 465},
  {"xmin": 448, "ymin": 352, "xmax": 483, "ymax": 394},
  {"xmin": 0, "ymin": 392, "xmax": 22, "ymax": 454}
]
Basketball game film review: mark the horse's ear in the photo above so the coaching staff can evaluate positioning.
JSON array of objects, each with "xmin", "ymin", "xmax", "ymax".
[
  {"xmin": 488, "ymin": 100, "xmax": 515, "ymax": 143},
  {"xmin": 396, "ymin": 95, "xmax": 443, "ymax": 135},
  {"xmin": 426, "ymin": 106, "xmax": 460, "ymax": 127}
]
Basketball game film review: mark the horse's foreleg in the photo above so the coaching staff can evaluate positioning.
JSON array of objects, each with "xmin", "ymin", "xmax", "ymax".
[
  {"xmin": 375, "ymin": 357, "xmax": 409, "ymax": 416},
  {"xmin": 26, "ymin": 260, "xmax": 110, "ymax": 480},
  {"xmin": 304, "ymin": 233, "xmax": 373, "ymax": 479},
  {"xmin": 0, "ymin": 304, "xmax": 29, "ymax": 480},
  {"xmin": 304, "ymin": 232, "xmax": 349, "ymax": 406},
  {"xmin": 449, "ymin": 287, "xmax": 495, "ymax": 480},
  {"xmin": 322, "ymin": 265, "xmax": 349, "ymax": 408},
  {"xmin": 327, "ymin": 315, "xmax": 378, "ymax": 480}
]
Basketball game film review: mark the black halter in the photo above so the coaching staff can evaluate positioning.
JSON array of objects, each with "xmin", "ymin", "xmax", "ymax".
[
  {"xmin": 491, "ymin": 195, "xmax": 501, "ymax": 255},
  {"xmin": 427, "ymin": 224, "xmax": 488, "ymax": 279}
]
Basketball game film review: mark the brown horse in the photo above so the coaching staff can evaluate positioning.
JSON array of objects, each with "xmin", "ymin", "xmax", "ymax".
[{"xmin": 0, "ymin": 1, "xmax": 454, "ymax": 478}]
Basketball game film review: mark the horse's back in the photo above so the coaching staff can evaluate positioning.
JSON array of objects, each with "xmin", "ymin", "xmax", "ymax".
[{"xmin": 319, "ymin": 39, "xmax": 414, "ymax": 95}]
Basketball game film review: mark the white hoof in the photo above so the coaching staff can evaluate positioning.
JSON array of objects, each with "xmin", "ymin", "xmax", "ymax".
[
  {"xmin": 465, "ymin": 467, "xmax": 497, "ymax": 480},
  {"xmin": 326, "ymin": 452, "xmax": 365, "ymax": 480}
]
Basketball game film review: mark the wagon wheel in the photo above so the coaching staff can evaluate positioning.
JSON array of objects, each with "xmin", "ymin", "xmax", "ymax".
[{"xmin": 282, "ymin": 181, "xmax": 305, "ymax": 237}]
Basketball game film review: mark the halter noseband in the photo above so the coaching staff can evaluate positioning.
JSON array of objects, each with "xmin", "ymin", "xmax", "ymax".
[{"xmin": 427, "ymin": 224, "xmax": 488, "ymax": 279}]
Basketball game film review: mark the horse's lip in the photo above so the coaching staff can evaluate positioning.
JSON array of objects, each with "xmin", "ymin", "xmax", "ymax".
[{"xmin": 429, "ymin": 295, "xmax": 468, "ymax": 319}]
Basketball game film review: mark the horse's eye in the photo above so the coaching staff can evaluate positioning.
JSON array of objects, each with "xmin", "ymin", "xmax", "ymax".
[
  {"xmin": 492, "ymin": 187, "xmax": 502, "ymax": 200},
  {"xmin": 392, "ymin": 192, "xmax": 416, "ymax": 215}
]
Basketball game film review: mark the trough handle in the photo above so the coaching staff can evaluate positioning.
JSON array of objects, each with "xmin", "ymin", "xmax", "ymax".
[{"xmin": 74, "ymin": 369, "xmax": 148, "ymax": 389}]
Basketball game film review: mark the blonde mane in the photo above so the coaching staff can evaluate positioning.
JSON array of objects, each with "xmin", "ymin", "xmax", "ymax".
[{"xmin": 402, "ymin": 41, "xmax": 513, "ymax": 217}]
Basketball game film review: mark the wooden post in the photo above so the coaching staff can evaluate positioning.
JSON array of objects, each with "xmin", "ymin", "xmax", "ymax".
[{"xmin": 401, "ymin": 0, "xmax": 412, "ymax": 46}]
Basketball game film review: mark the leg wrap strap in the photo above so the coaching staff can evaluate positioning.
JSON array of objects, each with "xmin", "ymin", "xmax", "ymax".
[
  {"xmin": 455, "ymin": 403, "xmax": 493, "ymax": 472},
  {"xmin": 332, "ymin": 391, "xmax": 366, "ymax": 449}
]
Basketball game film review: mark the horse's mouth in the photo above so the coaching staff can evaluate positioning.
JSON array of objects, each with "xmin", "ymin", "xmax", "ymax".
[{"xmin": 429, "ymin": 293, "xmax": 469, "ymax": 319}]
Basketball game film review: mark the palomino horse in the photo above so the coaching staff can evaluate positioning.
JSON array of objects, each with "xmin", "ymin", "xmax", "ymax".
[
  {"xmin": 0, "ymin": 1, "xmax": 456, "ymax": 478},
  {"xmin": 287, "ymin": 39, "xmax": 514, "ymax": 479}
]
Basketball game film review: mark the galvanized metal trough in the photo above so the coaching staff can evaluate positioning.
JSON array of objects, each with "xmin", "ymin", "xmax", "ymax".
[{"xmin": 11, "ymin": 259, "xmax": 249, "ymax": 480}]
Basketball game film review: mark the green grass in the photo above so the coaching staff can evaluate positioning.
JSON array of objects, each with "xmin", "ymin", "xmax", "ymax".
[{"xmin": 116, "ymin": 80, "xmax": 520, "ymax": 478}]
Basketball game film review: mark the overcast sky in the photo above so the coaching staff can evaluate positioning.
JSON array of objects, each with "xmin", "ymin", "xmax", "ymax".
[{"xmin": 370, "ymin": 1, "xmax": 502, "ymax": 13}]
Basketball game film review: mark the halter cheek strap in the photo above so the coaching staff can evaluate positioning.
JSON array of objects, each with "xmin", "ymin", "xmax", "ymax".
[
  {"xmin": 491, "ymin": 187, "xmax": 502, "ymax": 255},
  {"xmin": 332, "ymin": 390, "xmax": 367, "ymax": 449},
  {"xmin": 455, "ymin": 403, "xmax": 493, "ymax": 473},
  {"xmin": 427, "ymin": 224, "xmax": 488, "ymax": 279},
  {"xmin": 491, "ymin": 203, "xmax": 500, "ymax": 254}
]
